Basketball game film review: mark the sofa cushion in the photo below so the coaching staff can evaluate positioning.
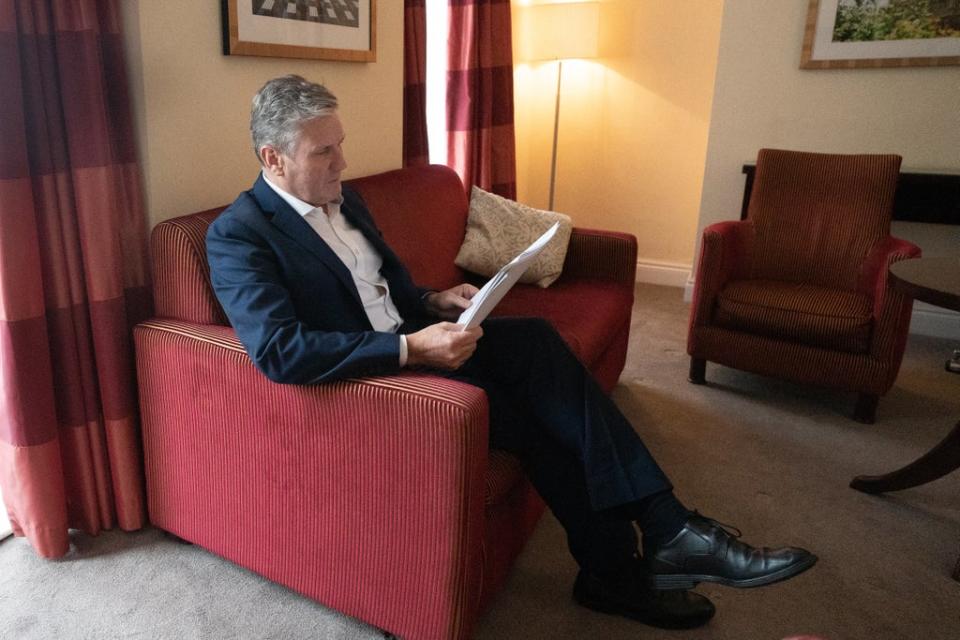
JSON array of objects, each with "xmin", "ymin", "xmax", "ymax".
[
  {"xmin": 455, "ymin": 187, "xmax": 573, "ymax": 288},
  {"xmin": 715, "ymin": 279, "xmax": 872, "ymax": 353},
  {"xmin": 492, "ymin": 278, "xmax": 633, "ymax": 366},
  {"xmin": 348, "ymin": 165, "xmax": 469, "ymax": 291}
]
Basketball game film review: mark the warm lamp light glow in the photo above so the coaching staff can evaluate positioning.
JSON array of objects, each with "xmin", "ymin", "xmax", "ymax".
[
  {"xmin": 518, "ymin": 2, "xmax": 600, "ymax": 62},
  {"xmin": 516, "ymin": 1, "xmax": 601, "ymax": 211}
]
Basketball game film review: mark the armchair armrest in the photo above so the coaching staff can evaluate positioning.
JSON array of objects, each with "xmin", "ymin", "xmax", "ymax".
[
  {"xmin": 856, "ymin": 236, "xmax": 922, "ymax": 362},
  {"xmin": 688, "ymin": 220, "xmax": 755, "ymax": 330},
  {"xmin": 857, "ymin": 235, "xmax": 923, "ymax": 317},
  {"xmin": 560, "ymin": 227, "xmax": 638, "ymax": 286},
  {"xmin": 134, "ymin": 319, "xmax": 489, "ymax": 640}
]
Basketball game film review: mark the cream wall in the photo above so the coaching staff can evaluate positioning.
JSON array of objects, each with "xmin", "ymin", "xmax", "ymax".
[
  {"xmin": 697, "ymin": 0, "xmax": 960, "ymax": 264},
  {"xmin": 121, "ymin": 1, "xmax": 402, "ymax": 228},
  {"xmin": 513, "ymin": 0, "xmax": 724, "ymax": 281}
]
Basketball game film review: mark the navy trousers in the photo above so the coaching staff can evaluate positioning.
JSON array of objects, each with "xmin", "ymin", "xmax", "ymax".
[{"xmin": 445, "ymin": 317, "xmax": 673, "ymax": 577}]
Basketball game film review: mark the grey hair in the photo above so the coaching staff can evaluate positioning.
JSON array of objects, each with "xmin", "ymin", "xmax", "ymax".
[{"xmin": 250, "ymin": 75, "xmax": 338, "ymax": 162}]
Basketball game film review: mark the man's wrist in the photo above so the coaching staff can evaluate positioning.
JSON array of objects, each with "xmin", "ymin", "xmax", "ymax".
[
  {"xmin": 421, "ymin": 290, "xmax": 437, "ymax": 310},
  {"xmin": 399, "ymin": 334, "xmax": 408, "ymax": 367}
]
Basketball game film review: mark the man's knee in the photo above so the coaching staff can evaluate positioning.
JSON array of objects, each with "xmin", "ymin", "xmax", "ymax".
[
  {"xmin": 474, "ymin": 316, "xmax": 574, "ymax": 378},
  {"xmin": 483, "ymin": 316, "xmax": 560, "ymax": 344}
]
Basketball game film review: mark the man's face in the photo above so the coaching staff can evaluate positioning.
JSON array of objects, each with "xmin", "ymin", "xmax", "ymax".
[{"xmin": 271, "ymin": 113, "xmax": 347, "ymax": 207}]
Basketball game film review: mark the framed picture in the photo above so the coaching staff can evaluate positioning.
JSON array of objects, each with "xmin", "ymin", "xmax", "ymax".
[
  {"xmin": 800, "ymin": 0, "xmax": 960, "ymax": 69},
  {"xmin": 222, "ymin": 0, "xmax": 376, "ymax": 62}
]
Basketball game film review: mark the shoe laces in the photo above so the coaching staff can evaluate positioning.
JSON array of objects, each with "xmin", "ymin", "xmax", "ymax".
[{"xmin": 692, "ymin": 510, "xmax": 742, "ymax": 539}]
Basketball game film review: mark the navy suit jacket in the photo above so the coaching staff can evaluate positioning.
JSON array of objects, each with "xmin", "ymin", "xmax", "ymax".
[{"xmin": 206, "ymin": 175, "xmax": 434, "ymax": 384}]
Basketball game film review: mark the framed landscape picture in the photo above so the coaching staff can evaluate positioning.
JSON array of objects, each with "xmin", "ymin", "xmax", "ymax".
[
  {"xmin": 222, "ymin": 0, "xmax": 376, "ymax": 62},
  {"xmin": 801, "ymin": 0, "xmax": 960, "ymax": 69}
]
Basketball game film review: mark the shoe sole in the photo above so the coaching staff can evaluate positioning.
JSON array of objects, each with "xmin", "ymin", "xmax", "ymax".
[
  {"xmin": 572, "ymin": 593, "xmax": 715, "ymax": 630},
  {"xmin": 650, "ymin": 553, "xmax": 818, "ymax": 590}
]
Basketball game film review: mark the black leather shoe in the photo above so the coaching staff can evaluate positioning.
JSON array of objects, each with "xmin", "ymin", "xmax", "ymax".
[
  {"xmin": 646, "ymin": 513, "xmax": 817, "ymax": 590},
  {"xmin": 573, "ymin": 561, "xmax": 715, "ymax": 629}
]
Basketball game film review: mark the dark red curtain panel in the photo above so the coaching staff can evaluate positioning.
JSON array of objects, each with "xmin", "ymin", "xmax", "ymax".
[
  {"xmin": 447, "ymin": 0, "xmax": 517, "ymax": 199},
  {"xmin": 0, "ymin": 0, "xmax": 151, "ymax": 557},
  {"xmin": 403, "ymin": 0, "xmax": 429, "ymax": 167}
]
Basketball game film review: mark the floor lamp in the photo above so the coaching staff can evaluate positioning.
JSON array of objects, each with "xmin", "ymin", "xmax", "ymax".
[{"xmin": 522, "ymin": 2, "xmax": 599, "ymax": 211}]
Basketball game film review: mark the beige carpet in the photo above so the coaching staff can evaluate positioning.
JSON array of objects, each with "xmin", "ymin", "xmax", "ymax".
[{"xmin": 2, "ymin": 284, "xmax": 959, "ymax": 639}]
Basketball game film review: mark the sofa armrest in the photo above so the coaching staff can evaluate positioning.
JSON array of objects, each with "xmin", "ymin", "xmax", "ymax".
[
  {"xmin": 559, "ymin": 227, "xmax": 638, "ymax": 286},
  {"xmin": 688, "ymin": 220, "xmax": 755, "ymax": 332},
  {"xmin": 134, "ymin": 319, "xmax": 489, "ymax": 640}
]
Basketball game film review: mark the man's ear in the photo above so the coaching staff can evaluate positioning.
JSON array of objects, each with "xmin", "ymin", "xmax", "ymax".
[{"xmin": 260, "ymin": 146, "xmax": 284, "ymax": 176}]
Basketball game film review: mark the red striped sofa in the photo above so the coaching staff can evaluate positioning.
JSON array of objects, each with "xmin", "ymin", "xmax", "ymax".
[
  {"xmin": 687, "ymin": 149, "xmax": 921, "ymax": 423},
  {"xmin": 134, "ymin": 164, "xmax": 637, "ymax": 640}
]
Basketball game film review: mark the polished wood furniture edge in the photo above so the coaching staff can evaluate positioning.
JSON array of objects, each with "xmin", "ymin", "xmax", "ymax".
[
  {"xmin": 850, "ymin": 420, "xmax": 960, "ymax": 495},
  {"xmin": 741, "ymin": 164, "xmax": 960, "ymax": 225},
  {"xmin": 889, "ymin": 257, "xmax": 960, "ymax": 312},
  {"xmin": 850, "ymin": 257, "xmax": 960, "ymax": 582}
]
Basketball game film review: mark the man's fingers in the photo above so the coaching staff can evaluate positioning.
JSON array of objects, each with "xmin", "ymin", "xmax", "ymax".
[
  {"xmin": 426, "ymin": 285, "xmax": 482, "ymax": 321},
  {"xmin": 443, "ymin": 324, "xmax": 480, "ymax": 368},
  {"xmin": 406, "ymin": 322, "xmax": 483, "ymax": 369},
  {"xmin": 441, "ymin": 322, "xmax": 480, "ymax": 335},
  {"xmin": 438, "ymin": 293, "xmax": 472, "ymax": 311}
]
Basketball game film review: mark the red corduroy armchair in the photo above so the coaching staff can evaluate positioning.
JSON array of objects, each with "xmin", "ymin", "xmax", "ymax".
[
  {"xmin": 134, "ymin": 165, "xmax": 637, "ymax": 640},
  {"xmin": 687, "ymin": 149, "xmax": 921, "ymax": 423}
]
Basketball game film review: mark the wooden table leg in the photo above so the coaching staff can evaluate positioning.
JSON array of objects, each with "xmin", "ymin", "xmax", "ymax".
[{"xmin": 850, "ymin": 421, "xmax": 960, "ymax": 494}]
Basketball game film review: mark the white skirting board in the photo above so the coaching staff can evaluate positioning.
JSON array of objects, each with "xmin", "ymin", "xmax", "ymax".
[
  {"xmin": 0, "ymin": 483, "xmax": 12, "ymax": 540},
  {"xmin": 641, "ymin": 267, "xmax": 960, "ymax": 341},
  {"xmin": 635, "ymin": 260, "xmax": 692, "ymax": 288},
  {"xmin": 908, "ymin": 301, "xmax": 960, "ymax": 340}
]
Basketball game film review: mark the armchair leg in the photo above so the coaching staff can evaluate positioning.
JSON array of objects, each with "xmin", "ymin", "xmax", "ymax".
[
  {"xmin": 853, "ymin": 393, "xmax": 879, "ymax": 424},
  {"xmin": 688, "ymin": 358, "xmax": 707, "ymax": 385}
]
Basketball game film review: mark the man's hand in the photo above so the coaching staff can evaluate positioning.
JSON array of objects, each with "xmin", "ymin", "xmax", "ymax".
[
  {"xmin": 406, "ymin": 322, "xmax": 483, "ymax": 370},
  {"xmin": 424, "ymin": 284, "xmax": 480, "ymax": 321}
]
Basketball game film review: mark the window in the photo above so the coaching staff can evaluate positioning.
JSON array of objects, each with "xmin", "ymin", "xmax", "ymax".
[
  {"xmin": 425, "ymin": 0, "xmax": 448, "ymax": 164},
  {"xmin": 0, "ymin": 483, "xmax": 10, "ymax": 539}
]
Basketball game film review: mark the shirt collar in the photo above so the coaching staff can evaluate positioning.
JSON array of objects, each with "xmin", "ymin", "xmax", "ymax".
[{"xmin": 261, "ymin": 171, "xmax": 342, "ymax": 217}]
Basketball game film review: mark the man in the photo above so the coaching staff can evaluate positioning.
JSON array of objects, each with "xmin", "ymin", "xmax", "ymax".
[{"xmin": 207, "ymin": 75, "xmax": 816, "ymax": 630}]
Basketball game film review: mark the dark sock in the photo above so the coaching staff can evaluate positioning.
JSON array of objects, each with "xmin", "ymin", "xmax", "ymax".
[{"xmin": 631, "ymin": 490, "xmax": 691, "ymax": 551}]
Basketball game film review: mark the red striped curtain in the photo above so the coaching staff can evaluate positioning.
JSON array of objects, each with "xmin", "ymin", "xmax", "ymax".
[
  {"xmin": 403, "ymin": 0, "xmax": 429, "ymax": 167},
  {"xmin": 447, "ymin": 0, "xmax": 517, "ymax": 199},
  {"xmin": 0, "ymin": 0, "xmax": 151, "ymax": 558}
]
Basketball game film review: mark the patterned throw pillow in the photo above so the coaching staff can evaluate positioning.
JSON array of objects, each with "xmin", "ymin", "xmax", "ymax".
[{"xmin": 455, "ymin": 187, "xmax": 573, "ymax": 288}]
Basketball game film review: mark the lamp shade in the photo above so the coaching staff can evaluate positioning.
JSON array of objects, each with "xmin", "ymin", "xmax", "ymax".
[{"xmin": 517, "ymin": 1, "xmax": 600, "ymax": 62}]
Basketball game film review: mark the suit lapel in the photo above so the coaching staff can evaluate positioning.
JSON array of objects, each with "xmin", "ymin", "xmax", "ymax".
[{"xmin": 251, "ymin": 176, "xmax": 364, "ymax": 311}]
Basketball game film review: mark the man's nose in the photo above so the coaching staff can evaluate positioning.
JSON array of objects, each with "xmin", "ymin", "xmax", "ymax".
[{"xmin": 334, "ymin": 147, "xmax": 348, "ymax": 171}]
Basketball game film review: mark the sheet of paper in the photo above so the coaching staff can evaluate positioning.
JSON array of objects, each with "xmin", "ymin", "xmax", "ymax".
[{"xmin": 457, "ymin": 222, "xmax": 560, "ymax": 329}]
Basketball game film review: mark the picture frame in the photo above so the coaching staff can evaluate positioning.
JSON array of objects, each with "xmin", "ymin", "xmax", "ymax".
[
  {"xmin": 800, "ymin": 0, "xmax": 960, "ymax": 69},
  {"xmin": 222, "ymin": 0, "xmax": 376, "ymax": 63}
]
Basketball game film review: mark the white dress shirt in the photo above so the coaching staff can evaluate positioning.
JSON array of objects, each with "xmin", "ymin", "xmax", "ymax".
[{"xmin": 262, "ymin": 172, "xmax": 410, "ymax": 365}]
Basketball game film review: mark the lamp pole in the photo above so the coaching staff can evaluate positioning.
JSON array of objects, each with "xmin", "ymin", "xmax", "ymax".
[
  {"xmin": 523, "ymin": 0, "xmax": 598, "ymax": 211},
  {"xmin": 548, "ymin": 58, "xmax": 563, "ymax": 212}
]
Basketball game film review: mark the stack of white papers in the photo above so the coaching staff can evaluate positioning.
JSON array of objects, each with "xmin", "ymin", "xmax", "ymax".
[{"xmin": 457, "ymin": 222, "xmax": 561, "ymax": 329}]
